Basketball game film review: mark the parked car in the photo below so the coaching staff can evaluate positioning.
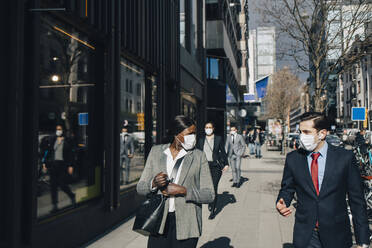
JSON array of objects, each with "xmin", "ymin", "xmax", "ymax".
[
  {"xmin": 286, "ymin": 133, "xmax": 299, "ymax": 147},
  {"xmin": 326, "ymin": 134, "xmax": 342, "ymax": 147}
]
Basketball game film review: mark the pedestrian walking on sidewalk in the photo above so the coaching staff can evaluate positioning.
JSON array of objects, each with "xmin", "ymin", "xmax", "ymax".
[
  {"xmin": 254, "ymin": 128, "xmax": 264, "ymax": 158},
  {"xmin": 137, "ymin": 115, "xmax": 215, "ymax": 248},
  {"xmin": 247, "ymin": 129, "xmax": 255, "ymax": 155},
  {"xmin": 225, "ymin": 124, "xmax": 246, "ymax": 188},
  {"xmin": 276, "ymin": 112, "xmax": 370, "ymax": 248},
  {"xmin": 197, "ymin": 122, "xmax": 229, "ymax": 220}
]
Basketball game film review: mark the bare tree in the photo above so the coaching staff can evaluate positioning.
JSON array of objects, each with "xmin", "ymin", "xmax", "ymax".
[
  {"xmin": 265, "ymin": 67, "xmax": 301, "ymax": 121},
  {"xmin": 258, "ymin": 0, "xmax": 372, "ymax": 112}
]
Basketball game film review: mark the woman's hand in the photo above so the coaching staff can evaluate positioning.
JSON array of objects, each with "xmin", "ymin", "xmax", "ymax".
[
  {"xmin": 152, "ymin": 172, "xmax": 169, "ymax": 188},
  {"xmin": 222, "ymin": 165, "xmax": 229, "ymax": 173},
  {"xmin": 161, "ymin": 183, "xmax": 187, "ymax": 197}
]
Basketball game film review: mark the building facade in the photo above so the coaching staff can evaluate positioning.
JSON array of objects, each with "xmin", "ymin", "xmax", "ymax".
[
  {"xmin": 205, "ymin": 0, "xmax": 247, "ymax": 134},
  {"xmin": 2, "ymin": 1, "xmax": 207, "ymax": 248}
]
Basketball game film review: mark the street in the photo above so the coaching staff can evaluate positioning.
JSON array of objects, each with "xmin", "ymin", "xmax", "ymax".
[{"xmin": 85, "ymin": 147, "xmax": 295, "ymax": 248}]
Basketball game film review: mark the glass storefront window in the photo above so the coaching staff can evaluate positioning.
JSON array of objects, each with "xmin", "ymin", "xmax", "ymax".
[
  {"xmin": 191, "ymin": 0, "xmax": 198, "ymax": 56},
  {"xmin": 37, "ymin": 15, "xmax": 101, "ymax": 218},
  {"xmin": 150, "ymin": 76, "xmax": 158, "ymax": 145},
  {"xmin": 119, "ymin": 59, "xmax": 146, "ymax": 189},
  {"xmin": 180, "ymin": 0, "xmax": 186, "ymax": 48}
]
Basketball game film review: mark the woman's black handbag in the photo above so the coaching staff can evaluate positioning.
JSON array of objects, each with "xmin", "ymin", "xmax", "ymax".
[
  {"xmin": 133, "ymin": 156, "xmax": 185, "ymax": 236},
  {"xmin": 132, "ymin": 193, "xmax": 166, "ymax": 236}
]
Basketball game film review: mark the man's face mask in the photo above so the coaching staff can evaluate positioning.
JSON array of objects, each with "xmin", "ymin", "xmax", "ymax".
[{"xmin": 299, "ymin": 132, "xmax": 324, "ymax": 152}]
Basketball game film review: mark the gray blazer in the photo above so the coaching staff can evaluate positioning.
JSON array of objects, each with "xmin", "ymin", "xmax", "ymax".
[
  {"xmin": 225, "ymin": 134, "xmax": 246, "ymax": 157},
  {"xmin": 137, "ymin": 144, "xmax": 215, "ymax": 240},
  {"xmin": 120, "ymin": 134, "xmax": 134, "ymax": 158}
]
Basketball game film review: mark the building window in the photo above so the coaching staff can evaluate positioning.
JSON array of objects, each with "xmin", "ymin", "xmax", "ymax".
[
  {"xmin": 37, "ymin": 15, "xmax": 101, "ymax": 219},
  {"xmin": 190, "ymin": 0, "xmax": 198, "ymax": 56},
  {"xmin": 358, "ymin": 81, "xmax": 361, "ymax": 93},
  {"xmin": 206, "ymin": 57, "xmax": 219, "ymax": 79},
  {"xmin": 119, "ymin": 58, "xmax": 145, "ymax": 190},
  {"xmin": 136, "ymin": 84, "xmax": 142, "ymax": 96},
  {"xmin": 180, "ymin": 0, "xmax": 186, "ymax": 48}
]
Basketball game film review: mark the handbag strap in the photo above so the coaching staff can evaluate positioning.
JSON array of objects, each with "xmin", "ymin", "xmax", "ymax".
[{"xmin": 170, "ymin": 156, "xmax": 185, "ymax": 183}]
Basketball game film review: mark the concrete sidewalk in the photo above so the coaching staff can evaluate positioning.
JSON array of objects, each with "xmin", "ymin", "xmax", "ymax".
[{"xmin": 86, "ymin": 147, "xmax": 295, "ymax": 248}]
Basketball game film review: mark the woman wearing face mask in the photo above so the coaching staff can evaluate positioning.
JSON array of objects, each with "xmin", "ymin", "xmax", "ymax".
[
  {"xmin": 137, "ymin": 115, "xmax": 215, "ymax": 248},
  {"xmin": 196, "ymin": 122, "xmax": 229, "ymax": 219},
  {"xmin": 40, "ymin": 124, "xmax": 76, "ymax": 213}
]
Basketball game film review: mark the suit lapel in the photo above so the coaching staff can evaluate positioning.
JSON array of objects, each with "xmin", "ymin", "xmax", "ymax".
[
  {"xmin": 319, "ymin": 145, "xmax": 336, "ymax": 197},
  {"xmin": 159, "ymin": 144, "xmax": 169, "ymax": 173},
  {"xmin": 300, "ymin": 151, "xmax": 318, "ymax": 196},
  {"xmin": 178, "ymin": 150, "xmax": 194, "ymax": 185}
]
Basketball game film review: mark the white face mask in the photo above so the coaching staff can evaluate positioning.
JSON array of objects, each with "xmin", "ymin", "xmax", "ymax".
[
  {"xmin": 205, "ymin": 128, "xmax": 213, "ymax": 136},
  {"xmin": 178, "ymin": 134, "xmax": 196, "ymax": 150},
  {"xmin": 56, "ymin": 130, "xmax": 63, "ymax": 137},
  {"xmin": 230, "ymin": 130, "xmax": 236, "ymax": 135},
  {"xmin": 299, "ymin": 133, "xmax": 323, "ymax": 151}
]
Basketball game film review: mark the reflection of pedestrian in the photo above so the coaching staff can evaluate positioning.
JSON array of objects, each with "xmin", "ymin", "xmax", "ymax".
[
  {"xmin": 40, "ymin": 124, "xmax": 76, "ymax": 213},
  {"xmin": 254, "ymin": 128, "xmax": 264, "ymax": 158},
  {"xmin": 197, "ymin": 122, "xmax": 229, "ymax": 220},
  {"xmin": 137, "ymin": 115, "xmax": 214, "ymax": 248},
  {"xmin": 225, "ymin": 125, "xmax": 246, "ymax": 188},
  {"xmin": 120, "ymin": 126, "xmax": 134, "ymax": 185},
  {"xmin": 276, "ymin": 112, "xmax": 370, "ymax": 248}
]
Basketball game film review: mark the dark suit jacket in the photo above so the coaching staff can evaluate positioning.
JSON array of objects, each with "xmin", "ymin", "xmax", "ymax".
[
  {"xmin": 277, "ymin": 144, "xmax": 370, "ymax": 248},
  {"xmin": 196, "ymin": 135, "xmax": 228, "ymax": 167}
]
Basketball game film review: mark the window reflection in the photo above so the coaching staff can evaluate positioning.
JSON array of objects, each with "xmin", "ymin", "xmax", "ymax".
[
  {"xmin": 180, "ymin": 0, "xmax": 186, "ymax": 48},
  {"xmin": 37, "ymin": 16, "xmax": 101, "ymax": 218},
  {"xmin": 119, "ymin": 59, "xmax": 145, "ymax": 189}
]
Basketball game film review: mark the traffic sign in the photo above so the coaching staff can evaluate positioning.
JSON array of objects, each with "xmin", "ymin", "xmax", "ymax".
[
  {"xmin": 352, "ymin": 107, "xmax": 366, "ymax": 121},
  {"xmin": 78, "ymin": 113, "xmax": 89, "ymax": 126}
]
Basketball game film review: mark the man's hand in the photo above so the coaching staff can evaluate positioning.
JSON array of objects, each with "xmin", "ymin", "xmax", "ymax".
[
  {"xmin": 276, "ymin": 198, "xmax": 292, "ymax": 217},
  {"xmin": 152, "ymin": 172, "xmax": 169, "ymax": 188},
  {"xmin": 67, "ymin": 166, "xmax": 74, "ymax": 175},
  {"xmin": 222, "ymin": 165, "xmax": 229, "ymax": 173},
  {"xmin": 128, "ymin": 154, "xmax": 134, "ymax": 158},
  {"xmin": 161, "ymin": 183, "xmax": 187, "ymax": 197}
]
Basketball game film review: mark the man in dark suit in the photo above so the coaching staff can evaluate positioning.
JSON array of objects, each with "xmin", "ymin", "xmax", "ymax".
[
  {"xmin": 120, "ymin": 126, "xmax": 135, "ymax": 185},
  {"xmin": 197, "ymin": 122, "xmax": 229, "ymax": 219},
  {"xmin": 276, "ymin": 112, "xmax": 370, "ymax": 248}
]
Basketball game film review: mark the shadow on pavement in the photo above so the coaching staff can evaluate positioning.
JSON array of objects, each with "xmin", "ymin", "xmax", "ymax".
[
  {"xmin": 214, "ymin": 192, "xmax": 237, "ymax": 216},
  {"xmin": 283, "ymin": 243, "xmax": 294, "ymax": 248},
  {"xmin": 200, "ymin": 237, "xmax": 234, "ymax": 248}
]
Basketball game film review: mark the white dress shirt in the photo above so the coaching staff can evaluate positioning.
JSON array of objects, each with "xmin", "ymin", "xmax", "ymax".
[{"xmin": 163, "ymin": 147, "xmax": 187, "ymax": 212}]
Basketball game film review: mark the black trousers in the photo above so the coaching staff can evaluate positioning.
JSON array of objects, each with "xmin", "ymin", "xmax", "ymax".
[
  {"xmin": 208, "ymin": 161, "xmax": 222, "ymax": 212},
  {"xmin": 49, "ymin": 161, "xmax": 74, "ymax": 205},
  {"xmin": 148, "ymin": 213, "xmax": 198, "ymax": 248}
]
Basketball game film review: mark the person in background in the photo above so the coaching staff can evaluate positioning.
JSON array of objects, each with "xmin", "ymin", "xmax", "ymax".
[
  {"xmin": 355, "ymin": 129, "xmax": 367, "ymax": 155},
  {"xmin": 254, "ymin": 128, "xmax": 264, "ymax": 159},
  {"xmin": 137, "ymin": 115, "xmax": 214, "ymax": 248},
  {"xmin": 197, "ymin": 122, "xmax": 229, "ymax": 219},
  {"xmin": 120, "ymin": 125, "xmax": 134, "ymax": 185},
  {"xmin": 246, "ymin": 129, "xmax": 255, "ymax": 156},
  {"xmin": 225, "ymin": 125, "xmax": 246, "ymax": 188},
  {"xmin": 276, "ymin": 112, "xmax": 369, "ymax": 248},
  {"xmin": 40, "ymin": 124, "xmax": 76, "ymax": 213}
]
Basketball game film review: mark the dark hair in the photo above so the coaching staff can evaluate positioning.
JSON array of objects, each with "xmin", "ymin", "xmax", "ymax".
[
  {"xmin": 299, "ymin": 112, "xmax": 329, "ymax": 131},
  {"xmin": 205, "ymin": 121, "xmax": 215, "ymax": 128},
  {"xmin": 230, "ymin": 123, "xmax": 237, "ymax": 129},
  {"xmin": 162, "ymin": 115, "xmax": 195, "ymax": 144}
]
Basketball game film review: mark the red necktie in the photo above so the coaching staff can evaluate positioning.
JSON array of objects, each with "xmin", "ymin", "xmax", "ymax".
[
  {"xmin": 311, "ymin": 152, "xmax": 321, "ymax": 228},
  {"xmin": 311, "ymin": 153, "xmax": 321, "ymax": 195}
]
